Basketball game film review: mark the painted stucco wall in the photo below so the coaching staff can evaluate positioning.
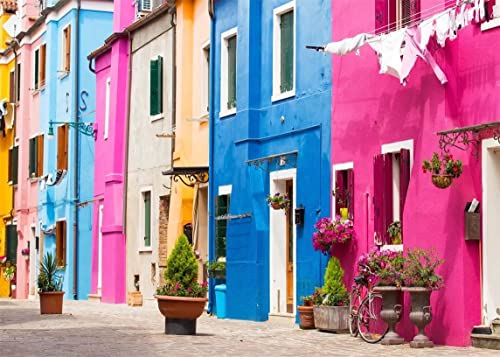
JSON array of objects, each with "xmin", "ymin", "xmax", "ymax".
[
  {"xmin": 126, "ymin": 12, "xmax": 174, "ymax": 299},
  {"xmin": 330, "ymin": 0, "xmax": 499, "ymax": 347},
  {"xmin": 210, "ymin": 0, "xmax": 332, "ymax": 321}
]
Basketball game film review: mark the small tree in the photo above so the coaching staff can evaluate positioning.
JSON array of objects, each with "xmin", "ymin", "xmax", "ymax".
[
  {"xmin": 164, "ymin": 234, "xmax": 198, "ymax": 287},
  {"xmin": 317, "ymin": 256, "xmax": 348, "ymax": 306}
]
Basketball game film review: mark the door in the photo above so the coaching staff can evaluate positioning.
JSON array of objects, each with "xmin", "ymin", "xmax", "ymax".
[
  {"xmin": 98, "ymin": 204, "xmax": 104, "ymax": 292},
  {"xmin": 482, "ymin": 139, "xmax": 500, "ymax": 324},
  {"xmin": 285, "ymin": 180, "xmax": 294, "ymax": 314}
]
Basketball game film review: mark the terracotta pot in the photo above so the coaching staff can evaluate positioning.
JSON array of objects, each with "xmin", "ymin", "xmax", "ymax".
[
  {"xmin": 39, "ymin": 291, "xmax": 64, "ymax": 314},
  {"xmin": 155, "ymin": 295, "xmax": 208, "ymax": 320},
  {"xmin": 403, "ymin": 287, "xmax": 434, "ymax": 348},
  {"xmin": 373, "ymin": 286, "xmax": 404, "ymax": 345},
  {"xmin": 297, "ymin": 305, "xmax": 315, "ymax": 329},
  {"xmin": 271, "ymin": 202, "xmax": 282, "ymax": 210},
  {"xmin": 313, "ymin": 305, "xmax": 349, "ymax": 332},
  {"xmin": 431, "ymin": 174, "xmax": 453, "ymax": 189}
]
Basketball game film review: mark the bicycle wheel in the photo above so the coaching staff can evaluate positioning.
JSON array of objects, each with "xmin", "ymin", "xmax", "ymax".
[
  {"xmin": 357, "ymin": 293, "xmax": 388, "ymax": 343},
  {"xmin": 348, "ymin": 291, "xmax": 359, "ymax": 337}
]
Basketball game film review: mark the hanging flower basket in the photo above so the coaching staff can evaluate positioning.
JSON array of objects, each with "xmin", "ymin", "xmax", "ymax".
[
  {"xmin": 431, "ymin": 174, "xmax": 453, "ymax": 189},
  {"xmin": 266, "ymin": 193, "xmax": 290, "ymax": 210},
  {"xmin": 271, "ymin": 202, "xmax": 282, "ymax": 210}
]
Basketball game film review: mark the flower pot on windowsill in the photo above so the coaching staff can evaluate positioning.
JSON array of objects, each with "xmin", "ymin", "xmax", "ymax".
[
  {"xmin": 431, "ymin": 174, "xmax": 453, "ymax": 189},
  {"xmin": 339, "ymin": 208, "xmax": 349, "ymax": 220}
]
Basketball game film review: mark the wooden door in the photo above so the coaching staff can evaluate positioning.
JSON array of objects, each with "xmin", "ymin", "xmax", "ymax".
[{"xmin": 285, "ymin": 180, "xmax": 294, "ymax": 313}]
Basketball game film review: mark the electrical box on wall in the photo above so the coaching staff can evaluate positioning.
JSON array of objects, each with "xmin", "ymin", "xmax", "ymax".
[{"xmin": 294, "ymin": 206, "xmax": 304, "ymax": 226}]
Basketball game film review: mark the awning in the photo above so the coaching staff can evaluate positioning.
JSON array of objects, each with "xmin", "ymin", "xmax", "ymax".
[{"xmin": 162, "ymin": 166, "xmax": 209, "ymax": 187}]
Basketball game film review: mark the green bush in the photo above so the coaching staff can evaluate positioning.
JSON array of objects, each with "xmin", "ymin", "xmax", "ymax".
[
  {"xmin": 164, "ymin": 234, "xmax": 198, "ymax": 287},
  {"xmin": 316, "ymin": 256, "xmax": 348, "ymax": 306}
]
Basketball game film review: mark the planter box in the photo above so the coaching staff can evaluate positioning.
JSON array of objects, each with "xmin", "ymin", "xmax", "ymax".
[
  {"xmin": 313, "ymin": 305, "xmax": 349, "ymax": 333},
  {"xmin": 127, "ymin": 291, "xmax": 143, "ymax": 307}
]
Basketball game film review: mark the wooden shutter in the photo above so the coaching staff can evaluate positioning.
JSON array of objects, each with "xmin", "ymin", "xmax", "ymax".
[
  {"xmin": 375, "ymin": 0, "xmax": 394, "ymax": 33},
  {"xmin": 9, "ymin": 70, "xmax": 15, "ymax": 103},
  {"xmin": 150, "ymin": 58, "xmax": 160, "ymax": 116},
  {"xmin": 399, "ymin": 149, "xmax": 410, "ymax": 232},
  {"xmin": 56, "ymin": 221, "xmax": 66, "ymax": 266},
  {"xmin": 37, "ymin": 134, "xmax": 44, "ymax": 177},
  {"xmin": 6, "ymin": 225, "xmax": 17, "ymax": 264},
  {"xmin": 373, "ymin": 153, "xmax": 393, "ymax": 244},
  {"xmin": 335, "ymin": 170, "xmax": 346, "ymax": 216},
  {"xmin": 29, "ymin": 137, "xmax": 37, "ymax": 177},
  {"xmin": 280, "ymin": 11, "xmax": 294, "ymax": 93},
  {"xmin": 40, "ymin": 44, "xmax": 46, "ymax": 87},
  {"xmin": 34, "ymin": 49, "xmax": 39, "ymax": 90},
  {"xmin": 144, "ymin": 192, "xmax": 151, "ymax": 247},
  {"xmin": 409, "ymin": 0, "xmax": 420, "ymax": 25},
  {"xmin": 227, "ymin": 36, "xmax": 237, "ymax": 109},
  {"xmin": 64, "ymin": 26, "xmax": 71, "ymax": 72},
  {"xmin": 57, "ymin": 125, "xmax": 68, "ymax": 170},
  {"xmin": 347, "ymin": 169, "xmax": 355, "ymax": 221}
]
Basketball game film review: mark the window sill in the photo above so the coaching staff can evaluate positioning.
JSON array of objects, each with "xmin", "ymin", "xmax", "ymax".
[
  {"xmin": 220, "ymin": 108, "xmax": 236, "ymax": 118},
  {"xmin": 29, "ymin": 177, "xmax": 40, "ymax": 183},
  {"xmin": 32, "ymin": 89, "xmax": 40, "ymax": 96},
  {"xmin": 8, "ymin": 181, "xmax": 17, "ymax": 187},
  {"xmin": 380, "ymin": 244, "xmax": 403, "ymax": 252},
  {"xmin": 150, "ymin": 113, "xmax": 164, "ymax": 122},
  {"xmin": 58, "ymin": 71, "xmax": 70, "ymax": 80},
  {"xmin": 271, "ymin": 89, "xmax": 295, "ymax": 103},
  {"xmin": 481, "ymin": 17, "xmax": 500, "ymax": 31},
  {"xmin": 138, "ymin": 248, "xmax": 153, "ymax": 254}
]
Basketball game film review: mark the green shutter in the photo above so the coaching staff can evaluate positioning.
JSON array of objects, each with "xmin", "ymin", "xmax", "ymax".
[
  {"xmin": 227, "ymin": 36, "xmax": 237, "ymax": 109},
  {"xmin": 10, "ymin": 146, "xmax": 18, "ymax": 185},
  {"xmin": 158, "ymin": 56, "xmax": 163, "ymax": 114},
  {"xmin": 29, "ymin": 137, "xmax": 37, "ymax": 177},
  {"xmin": 150, "ymin": 59, "xmax": 159, "ymax": 116},
  {"xmin": 144, "ymin": 191, "xmax": 151, "ymax": 247},
  {"xmin": 6, "ymin": 225, "xmax": 18, "ymax": 264},
  {"xmin": 34, "ymin": 49, "xmax": 39, "ymax": 90},
  {"xmin": 215, "ymin": 195, "xmax": 230, "ymax": 259},
  {"xmin": 280, "ymin": 11, "xmax": 294, "ymax": 93}
]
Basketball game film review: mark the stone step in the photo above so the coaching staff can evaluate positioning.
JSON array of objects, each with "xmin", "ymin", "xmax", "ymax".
[
  {"xmin": 87, "ymin": 294, "xmax": 101, "ymax": 303},
  {"xmin": 471, "ymin": 334, "xmax": 500, "ymax": 350},
  {"xmin": 492, "ymin": 320, "xmax": 500, "ymax": 335}
]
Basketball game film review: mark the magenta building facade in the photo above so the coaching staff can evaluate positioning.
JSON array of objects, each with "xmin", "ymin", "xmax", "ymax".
[
  {"xmin": 330, "ymin": 0, "xmax": 500, "ymax": 347},
  {"xmin": 87, "ymin": 0, "xmax": 136, "ymax": 304}
]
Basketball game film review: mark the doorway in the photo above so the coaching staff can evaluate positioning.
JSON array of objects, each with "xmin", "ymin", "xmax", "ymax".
[
  {"xmin": 98, "ymin": 204, "xmax": 104, "ymax": 294},
  {"xmin": 269, "ymin": 169, "xmax": 296, "ymax": 316},
  {"xmin": 482, "ymin": 138, "xmax": 500, "ymax": 324}
]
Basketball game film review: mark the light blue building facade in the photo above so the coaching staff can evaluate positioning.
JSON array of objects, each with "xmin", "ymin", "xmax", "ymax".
[
  {"xmin": 38, "ymin": 0, "xmax": 113, "ymax": 300},
  {"xmin": 209, "ymin": 0, "xmax": 332, "ymax": 321}
]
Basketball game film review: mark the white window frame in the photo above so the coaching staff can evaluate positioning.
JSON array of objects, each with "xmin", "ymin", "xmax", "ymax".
[
  {"xmin": 218, "ymin": 184, "xmax": 232, "ymax": 196},
  {"xmin": 220, "ymin": 27, "xmax": 237, "ymax": 118},
  {"xmin": 139, "ymin": 187, "xmax": 153, "ymax": 253},
  {"xmin": 331, "ymin": 162, "xmax": 354, "ymax": 220},
  {"xmin": 272, "ymin": 1, "xmax": 296, "ymax": 102},
  {"xmin": 481, "ymin": 3, "xmax": 500, "ymax": 31},
  {"xmin": 33, "ymin": 46, "xmax": 40, "ymax": 92},
  {"xmin": 201, "ymin": 40, "xmax": 210, "ymax": 116},
  {"xmin": 104, "ymin": 77, "xmax": 111, "ymax": 140},
  {"xmin": 380, "ymin": 139, "xmax": 414, "ymax": 251}
]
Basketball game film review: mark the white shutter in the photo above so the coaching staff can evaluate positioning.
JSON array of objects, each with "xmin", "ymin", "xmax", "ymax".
[{"xmin": 139, "ymin": 0, "xmax": 152, "ymax": 12}]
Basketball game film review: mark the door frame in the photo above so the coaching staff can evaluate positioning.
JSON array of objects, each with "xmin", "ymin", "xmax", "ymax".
[
  {"xmin": 269, "ymin": 168, "xmax": 297, "ymax": 317},
  {"xmin": 98, "ymin": 204, "xmax": 104, "ymax": 291},
  {"xmin": 481, "ymin": 137, "xmax": 500, "ymax": 323}
]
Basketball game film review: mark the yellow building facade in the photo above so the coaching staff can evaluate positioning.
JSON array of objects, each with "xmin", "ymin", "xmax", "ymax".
[
  {"xmin": 166, "ymin": 0, "xmax": 210, "ymax": 274},
  {"xmin": 0, "ymin": 2, "xmax": 17, "ymax": 297}
]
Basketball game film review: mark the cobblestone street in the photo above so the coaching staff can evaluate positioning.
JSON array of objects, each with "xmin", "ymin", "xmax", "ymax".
[{"xmin": 0, "ymin": 299, "xmax": 496, "ymax": 357}]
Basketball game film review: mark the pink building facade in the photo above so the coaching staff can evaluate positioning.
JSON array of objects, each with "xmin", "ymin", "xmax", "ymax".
[
  {"xmin": 87, "ymin": 0, "xmax": 136, "ymax": 303},
  {"xmin": 330, "ymin": 0, "xmax": 500, "ymax": 347}
]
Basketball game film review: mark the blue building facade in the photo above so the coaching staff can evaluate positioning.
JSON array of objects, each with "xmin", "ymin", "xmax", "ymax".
[
  {"xmin": 38, "ymin": 1, "xmax": 113, "ymax": 300},
  {"xmin": 209, "ymin": 0, "xmax": 332, "ymax": 321}
]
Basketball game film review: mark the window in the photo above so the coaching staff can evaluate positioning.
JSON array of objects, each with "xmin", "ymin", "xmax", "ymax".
[
  {"xmin": 332, "ymin": 165, "xmax": 354, "ymax": 221},
  {"xmin": 57, "ymin": 124, "xmax": 68, "ymax": 170},
  {"xmin": 215, "ymin": 194, "xmax": 230, "ymax": 259},
  {"xmin": 29, "ymin": 134, "xmax": 44, "ymax": 178},
  {"xmin": 8, "ymin": 145, "xmax": 18, "ymax": 185},
  {"xmin": 40, "ymin": 44, "xmax": 46, "ymax": 87},
  {"xmin": 62, "ymin": 25, "xmax": 71, "ymax": 72},
  {"xmin": 142, "ymin": 191, "xmax": 152, "ymax": 248},
  {"xmin": 273, "ymin": 2, "xmax": 295, "ymax": 101},
  {"xmin": 56, "ymin": 220, "xmax": 67, "ymax": 266},
  {"xmin": 150, "ymin": 56, "xmax": 163, "ymax": 117},
  {"xmin": 104, "ymin": 78, "xmax": 111, "ymax": 139},
  {"xmin": 34, "ymin": 48, "xmax": 40, "ymax": 90},
  {"xmin": 202, "ymin": 42, "xmax": 210, "ymax": 114},
  {"xmin": 9, "ymin": 69, "xmax": 15, "ymax": 103},
  {"xmin": 374, "ymin": 144, "xmax": 412, "ymax": 246},
  {"xmin": 16, "ymin": 63, "xmax": 21, "ymax": 102},
  {"xmin": 220, "ymin": 28, "xmax": 237, "ymax": 117},
  {"xmin": 6, "ymin": 224, "xmax": 18, "ymax": 264},
  {"xmin": 481, "ymin": 0, "xmax": 500, "ymax": 31},
  {"xmin": 375, "ymin": 0, "xmax": 420, "ymax": 33}
]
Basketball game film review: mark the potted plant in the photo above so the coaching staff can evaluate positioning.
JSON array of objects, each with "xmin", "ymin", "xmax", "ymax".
[
  {"xmin": 21, "ymin": 248, "xmax": 30, "ymax": 261},
  {"xmin": 402, "ymin": 247, "xmax": 444, "ymax": 348},
  {"xmin": 358, "ymin": 248, "xmax": 405, "ymax": 345},
  {"xmin": 387, "ymin": 221, "xmax": 402, "ymax": 245},
  {"xmin": 155, "ymin": 234, "xmax": 208, "ymax": 335},
  {"xmin": 312, "ymin": 216, "xmax": 354, "ymax": 256},
  {"xmin": 313, "ymin": 257, "xmax": 350, "ymax": 332},
  {"xmin": 332, "ymin": 187, "xmax": 351, "ymax": 220},
  {"xmin": 266, "ymin": 192, "xmax": 290, "ymax": 210},
  {"xmin": 38, "ymin": 253, "xmax": 65, "ymax": 314},
  {"xmin": 422, "ymin": 152, "xmax": 463, "ymax": 189},
  {"xmin": 298, "ymin": 295, "xmax": 315, "ymax": 329},
  {"xmin": 206, "ymin": 258, "xmax": 226, "ymax": 280}
]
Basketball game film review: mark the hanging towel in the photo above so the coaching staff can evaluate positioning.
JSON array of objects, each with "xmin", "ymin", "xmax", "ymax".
[
  {"xmin": 324, "ymin": 33, "xmax": 374, "ymax": 56},
  {"xmin": 46, "ymin": 170, "xmax": 67, "ymax": 186},
  {"xmin": 435, "ymin": 10, "xmax": 452, "ymax": 47},
  {"xmin": 368, "ymin": 29, "xmax": 406, "ymax": 80}
]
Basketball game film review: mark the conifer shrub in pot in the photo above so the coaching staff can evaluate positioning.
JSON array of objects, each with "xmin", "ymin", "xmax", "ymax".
[
  {"xmin": 155, "ymin": 234, "xmax": 208, "ymax": 335},
  {"xmin": 38, "ymin": 253, "xmax": 65, "ymax": 314},
  {"xmin": 313, "ymin": 257, "xmax": 350, "ymax": 332}
]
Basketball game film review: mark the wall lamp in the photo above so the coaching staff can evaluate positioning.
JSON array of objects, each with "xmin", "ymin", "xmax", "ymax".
[{"xmin": 47, "ymin": 121, "xmax": 96, "ymax": 140}]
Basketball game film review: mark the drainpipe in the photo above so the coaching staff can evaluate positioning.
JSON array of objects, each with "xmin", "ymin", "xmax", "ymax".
[
  {"xmin": 207, "ymin": 0, "xmax": 215, "ymax": 314},
  {"xmin": 73, "ymin": 0, "xmax": 82, "ymax": 300},
  {"xmin": 170, "ymin": 4, "xmax": 177, "ymax": 165},
  {"xmin": 123, "ymin": 29, "xmax": 133, "ymax": 236},
  {"xmin": 10, "ymin": 44, "xmax": 18, "ymax": 220}
]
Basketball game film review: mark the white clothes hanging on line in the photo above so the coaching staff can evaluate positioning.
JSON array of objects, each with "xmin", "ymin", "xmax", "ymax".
[
  {"xmin": 368, "ymin": 29, "xmax": 406, "ymax": 80},
  {"xmin": 324, "ymin": 33, "xmax": 375, "ymax": 56}
]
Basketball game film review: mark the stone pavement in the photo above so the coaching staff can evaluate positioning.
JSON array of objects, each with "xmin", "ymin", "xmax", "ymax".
[{"xmin": 0, "ymin": 299, "xmax": 497, "ymax": 357}]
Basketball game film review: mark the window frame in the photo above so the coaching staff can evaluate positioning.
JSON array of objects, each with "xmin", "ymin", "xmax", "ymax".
[
  {"xmin": 332, "ymin": 162, "xmax": 354, "ymax": 221},
  {"xmin": 201, "ymin": 40, "xmax": 210, "ymax": 116},
  {"xmin": 61, "ymin": 24, "xmax": 71, "ymax": 75},
  {"xmin": 33, "ymin": 46, "xmax": 40, "ymax": 91},
  {"xmin": 149, "ymin": 54, "xmax": 164, "ymax": 121},
  {"xmin": 215, "ymin": 185, "xmax": 232, "ymax": 260},
  {"xmin": 104, "ymin": 77, "xmax": 111, "ymax": 139},
  {"xmin": 272, "ymin": 1, "xmax": 296, "ymax": 102},
  {"xmin": 139, "ymin": 187, "xmax": 153, "ymax": 252},
  {"xmin": 220, "ymin": 27, "xmax": 238, "ymax": 118}
]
